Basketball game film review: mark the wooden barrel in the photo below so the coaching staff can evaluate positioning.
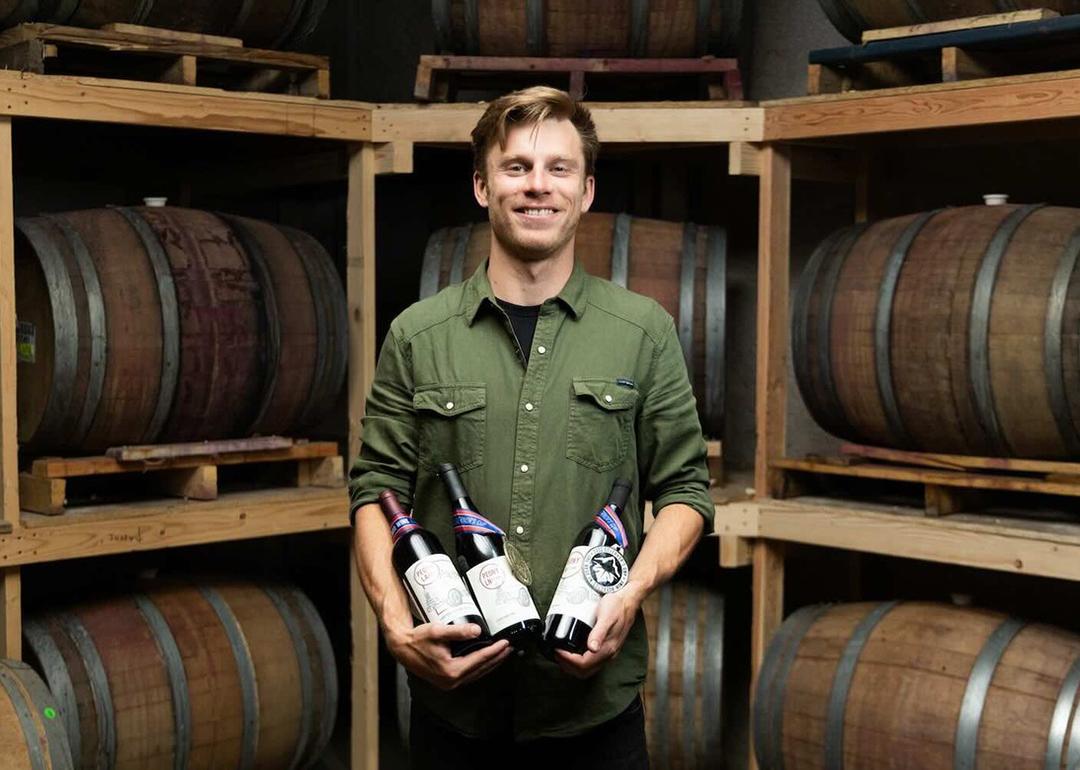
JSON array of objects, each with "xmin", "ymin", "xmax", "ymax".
[
  {"xmin": 817, "ymin": 0, "xmax": 1080, "ymax": 42},
  {"xmin": 432, "ymin": 0, "xmax": 744, "ymax": 57},
  {"xmin": 643, "ymin": 581, "xmax": 724, "ymax": 770},
  {"xmin": 753, "ymin": 601, "xmax": 1080, "ymax": 770},
  {"xmin": 0, "ymin": 658, "xmax": 74, "ymax": 770},
  {"xmin": 23, "ymin": 580, "xmax": 337, "ymax": 770},
  {"xmin": 420, "ymin": 213, "xmax": 727, "ymax": 438},
  {"xmin": 0, "ymin": 0, "xmax": 326, "ymax": 49},
  {"xmin": 15, "ymin": 206, "xmax": 346, "ymax": 453},
  {"xmin": 793, "ymin": 203, "xmax": 1080, "ymax": 458}
]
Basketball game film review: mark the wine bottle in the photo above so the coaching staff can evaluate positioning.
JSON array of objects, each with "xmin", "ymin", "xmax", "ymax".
[
  {"xmin": 437, "ymin": 463, "xmax": 541, "ymax": 647},
  {"xmin": 542, "ymin": 479, "xmax": 632, "ymax": 655},
  {"xmin": 379, "ymin": 489, "xmax": 491, "ymax": 657}
]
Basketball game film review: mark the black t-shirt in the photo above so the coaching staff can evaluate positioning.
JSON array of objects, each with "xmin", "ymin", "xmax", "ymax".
[{"xmin": 497, "ymin": 299, "xmax": 541, "ymax": 364}]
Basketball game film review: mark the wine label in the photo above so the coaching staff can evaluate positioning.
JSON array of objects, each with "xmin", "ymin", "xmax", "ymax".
[
  {"xmin": 465, "ymin": 555, "xmax": 539, "ymax": 634},
  {"xmin": 546, "ymin": 546, "xmax": 602, "ymax": 626},
  {"xmin": 404, "ymin": 553, "xmax": 482, "ymax": 625}
]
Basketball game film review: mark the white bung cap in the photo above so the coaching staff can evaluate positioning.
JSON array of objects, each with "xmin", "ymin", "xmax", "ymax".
[
  {"xmin": 983, "ymin": 193, "xmax": 1009, "ymax": 206},
  {"xmin": 143, "ymin": 196, "xmax": 168, "ymax": 207}
]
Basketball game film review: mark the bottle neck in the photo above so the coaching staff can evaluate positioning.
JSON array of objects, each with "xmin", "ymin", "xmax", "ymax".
[
  {"xmin": 387, "ymin": 511, "xmax": 420, "ymax": 544},
  {"xmin": 453, "ymin": 502, "xmax": 505, "ymax": 538},
  {"xmin": 594, "ymin": 504, "xmax": 628, "ymax": 549}
]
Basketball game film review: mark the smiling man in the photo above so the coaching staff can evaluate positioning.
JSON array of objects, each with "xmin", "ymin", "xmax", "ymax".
[{"xmin": 350, "ymin": 87, "xmax": 713, "ymax": 770}]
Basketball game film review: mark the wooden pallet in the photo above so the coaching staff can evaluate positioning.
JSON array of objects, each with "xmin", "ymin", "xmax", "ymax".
[
  {"xmin": 0, "ymin": 23, "xmax": 330, "ymax": 97},
  {"xmin": 806, "ymin": 10, "xmax": 1080, "ymax": 96},
  {"xmin": 20, "ymin": 436, "xmax": 344, "ymax": 515},
  {"xmin": 415, "ymin": 54, "xmax": 743, "ymax": 102},
  {"xmin": 772, "ymin": 442, "xmax": 1080, "ymax": 517}
]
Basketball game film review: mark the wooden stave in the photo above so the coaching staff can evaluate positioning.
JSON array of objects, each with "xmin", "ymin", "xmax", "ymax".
[
  {"xmin": 0, "ymin": 658, "xmax": 75, "ymax": 770},
  {"xmin": 752, "ymin": 601, "xmax": 1080, "ymax": 770},
  {"xmin": 642, "ymin": 581, "xmax": 725, "ymax": 770},
  {"xmin": 419, "ymin": 213, "xmax": 727, "ymax": 439},
  {"xmin": 794, "ymin": 204, "xmax": 1080, "ymax": 458},
  {"xmin": 435, "ymin": 0, "xmax": 744, "ymax": 57},
  {"xmin": 817, "ymin": 0, "xmax": 1080, "ymax": 42},
  {"xmin": 24, "ymin": 581, "xmax": 337, "ymax": 770}
]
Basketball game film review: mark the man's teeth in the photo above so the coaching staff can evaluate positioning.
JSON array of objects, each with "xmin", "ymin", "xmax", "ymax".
[{"xmin": 521, "ymin": 208, "xmax": 555, "ymax": 216}]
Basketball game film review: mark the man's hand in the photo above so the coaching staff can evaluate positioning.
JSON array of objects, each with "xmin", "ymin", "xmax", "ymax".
[
  {"xmin": 554, "ymin": 585, "xmax": 641, "ymax": 679},
  {"xmin": 388, "ymin": 622, "xmax": 512, "ymax": 691}
]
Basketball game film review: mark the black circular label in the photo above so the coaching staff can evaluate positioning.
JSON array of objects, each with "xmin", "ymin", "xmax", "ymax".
[{"xmin": 582, "ymin": 546, "xmax": 629, "ymax": 594}]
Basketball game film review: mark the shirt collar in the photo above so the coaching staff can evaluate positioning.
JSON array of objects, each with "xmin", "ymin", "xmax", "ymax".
[{"xmin": 462, "ymin": 258, "xmax": 589, "ymax": 325}]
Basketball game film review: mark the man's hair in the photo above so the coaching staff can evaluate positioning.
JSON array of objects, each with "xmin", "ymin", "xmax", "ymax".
[{"xmin": 471, "ymin": 86, "xmax": 599, "ymax": 180}]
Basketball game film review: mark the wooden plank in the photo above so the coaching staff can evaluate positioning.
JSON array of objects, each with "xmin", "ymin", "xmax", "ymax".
[
  {"xmin": 18, "ymin": 474, "xmax": 65, "ymax": 515},
  {"xmin": 719, "ymin": 535, "xmax": 753, "ymax": 567},
  {"xmin": 0, "ymin": 69, "xmax": 371, "ymax": 140},
  {"xmin": 33, "ymin": 442, "xmax": 336, "ymax": 478},
  {"xmin": 764, "ymin": 69, "xmax": 1080, "ymax": 140},
  {"xmin": 158, "ymin": 465, "xmax": 217, "ymax": 500},
  {"xmin": 749, "ymin": 496, "xmax": 1080, "ymax": 581},
  {"xmin": 418, "ymin": 53, "xmax": 740, "ymax": 75},
  {"xmin": 838, "ymin": 442, "xmax": 1080, "ymax": 474},
  {"xmin": 863, "ymin": 9, "xmax": 1060, "ymax": 42},
  {"xmin": 749, "ymin": 539, "xmax": 784, "ymax": 770},
  {"xmin": 775, "ymin": 457, "xmax": 1080, "ymax": 496},
  {"xmin": 5, "ymin": 486, "xmax": 348, "ymax": 565},
  {"xmin": 98, "ymin": 23, "xmax": 245, "ymax": 47},
  {"xmin": 727, "ymin": 141, "xmax": 859, "ymax": 182},
  {"xmin": 374, "ymin": 141, "xmax": 413, "ymax": 175},
  {"xmin": 347, "ymin": 141, "xmax": 378, "ymax": 770},
  {"xmin": 160, "ymin": 55, "xmax": 197, "ymax": 87},
  {"xmin": 295, "ymin": 456, "xmax": 345, "ymax": 488},
  {"xmin": 755, "ymin": 145, "xmax": 791, "ymax": 498},
  {"xmin": 941, "ymin": 46, "xmax": 1001, "ymax": 82},
  {"xmin": 106, "ymin": 436, "xmax": 295, "ymax": 462},
  {"xmin": 0, "ymin": 568, "xmax": 18, "ymax": 658},
  {"xmin": 372, "ymin": 102, "xmax": 764, "ymax": 144}
]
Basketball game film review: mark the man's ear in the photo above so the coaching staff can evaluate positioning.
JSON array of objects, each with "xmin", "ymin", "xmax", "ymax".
[
  {"xmin": 473, "ymin": 170, "xmax": 489, "ymax": 208},
  {"xmin": 581, "ymin": 175, "xmax": 595, "ymax": 213}
]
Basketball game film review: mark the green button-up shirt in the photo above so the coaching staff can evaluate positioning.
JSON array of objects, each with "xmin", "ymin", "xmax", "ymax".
[{"xmin": 350, "ymin": 258, "xmax": 713, "ymax": 740}]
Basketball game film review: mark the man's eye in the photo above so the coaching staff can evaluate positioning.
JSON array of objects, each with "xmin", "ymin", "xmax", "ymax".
[{"xmin": 506, "ymin": 164, "xmax": 526, "ymax": 173}]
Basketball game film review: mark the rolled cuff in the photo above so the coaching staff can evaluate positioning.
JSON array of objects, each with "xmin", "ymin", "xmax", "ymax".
[{"xmin": 651, "ymin": 485, "xmax": 714, "ymax": 530}]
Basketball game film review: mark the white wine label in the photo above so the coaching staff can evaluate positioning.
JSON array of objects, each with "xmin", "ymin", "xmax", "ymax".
[
  {"xmin": 465, "ymin": 555, "xmax": 539, "ymax": 635},
  {"xmin": 404, "ymin": 553, "xmax": 481, "ymax": 626},
  {"xmin": 546, "ymin": 546, "xmax": 601, "ymax": 626}
]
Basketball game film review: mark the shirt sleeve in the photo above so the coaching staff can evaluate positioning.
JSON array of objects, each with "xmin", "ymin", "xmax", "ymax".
[
  {"xmin": 349, "ymin": 327, "xmax": 417, "ymax": 519},
  {"xmin": 636, "ymin": 319, "xmax": 714, "ymax": 527}
]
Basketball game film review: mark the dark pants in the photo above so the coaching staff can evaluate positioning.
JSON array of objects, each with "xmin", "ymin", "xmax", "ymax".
[{"xmin": 409, "ymin": 696, "xmax": 651, "ymax": 770}]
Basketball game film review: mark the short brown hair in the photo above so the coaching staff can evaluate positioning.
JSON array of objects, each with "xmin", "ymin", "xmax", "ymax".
[{"xmin": 471, "ymin": 86, "xmax": 599, "ymax": 180}]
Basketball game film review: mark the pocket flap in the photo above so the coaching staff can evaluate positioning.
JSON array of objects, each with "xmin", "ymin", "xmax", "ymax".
[
  {"xmin": 572, "ymin": 378, "xmax": 639, "ymax": 411},
  {"xmin": 413, "ymin": 384, "xmax": 486, "ymax": 417}
]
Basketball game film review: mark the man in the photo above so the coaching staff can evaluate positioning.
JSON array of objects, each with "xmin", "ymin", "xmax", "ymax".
[{"xmin": 350, "ymin": 86, "xmax": 713, "ymax": 770}]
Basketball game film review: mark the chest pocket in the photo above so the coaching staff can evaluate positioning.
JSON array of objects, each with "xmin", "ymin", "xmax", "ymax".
[
  {"xmin": 414, "ymin": 384, "xmax": 487, "ymax": 472},
  {"xmin": 566, "ymin": 378, "xmax": 639, "ymax": 472}
]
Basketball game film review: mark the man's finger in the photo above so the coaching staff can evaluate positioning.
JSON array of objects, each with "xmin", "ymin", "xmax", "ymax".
[
  {"xmin": 423, "ymin": 622, "xmax": 485, "ymax": 641},
  {"xmin": 586, "ymin": 613, "xmax": 616, "ymax": 653},
  {"xmin": 458, "ymin": 646, "xmax": 513, "ymax": 687}
]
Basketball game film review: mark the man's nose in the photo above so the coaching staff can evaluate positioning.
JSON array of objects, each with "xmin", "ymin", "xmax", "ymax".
[{"xmin": 524, "ymin": 166, "xmax": 552, "ymax": 193}]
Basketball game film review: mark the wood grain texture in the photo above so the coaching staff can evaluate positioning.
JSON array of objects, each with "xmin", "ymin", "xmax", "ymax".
[
  {"xmin": 0, "ymin": 69, "xmax": 371, "ymax": 139},
  {"xmin": 4, "ymin": 486, "xmax": 347, "ymax": 566},
  {"xmin": 862, "ymin": 9, "xmax": 1061, "ymax": 42},
  {"xmin": 0, "ymin": 118, "xmax": 18, "ymax": 659}
]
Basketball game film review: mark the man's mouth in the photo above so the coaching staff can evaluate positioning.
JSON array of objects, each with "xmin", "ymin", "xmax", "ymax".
[{"xmin": 515, "ymin": 207, "xmax": 558, "ymax": 218}]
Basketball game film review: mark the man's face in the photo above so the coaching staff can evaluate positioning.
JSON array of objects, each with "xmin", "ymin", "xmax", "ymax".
[{"xmin": 473, "ymin": 117, "xmax": 595, "ymax": 263}]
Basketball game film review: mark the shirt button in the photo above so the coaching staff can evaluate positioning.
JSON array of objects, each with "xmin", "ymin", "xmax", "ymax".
[
  {"xmin": 524, "ymin": 402, "xmax": 534, "ymax": 411},
  {"xmin": 520, "ymin": 464, "xmax": 529, "ymax": 473},
  {"xmin": 445, "ymin": 401, "xmax": 454, "ymax": 410},
  {"xmin": 515, "ymin": 525, "xmax": 525, "ymax": 535},
  {"xmin": 537, "ymin": 345, "xmax": 547, "ymax": 355},
  {"xmin": 604, "ymin": 394, "xmax": 613, "ymax": 403}
]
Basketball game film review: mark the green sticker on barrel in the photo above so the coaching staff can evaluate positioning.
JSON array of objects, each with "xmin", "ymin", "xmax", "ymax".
[
  {"xmin": 16, "ymin": 321, "xmax": 34, "ymax": 364},
  {"xmin": 43, "ymin": 707, "xmax": 56, "ymax": 719}
]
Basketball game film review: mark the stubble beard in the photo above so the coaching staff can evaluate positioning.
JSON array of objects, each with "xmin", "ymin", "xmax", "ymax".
[{"xmin": 489, "ymin": 208, "xmax": 579, "ymax": 264}]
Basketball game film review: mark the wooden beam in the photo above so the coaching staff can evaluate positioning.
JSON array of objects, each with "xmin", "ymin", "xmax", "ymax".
[
  {"xmin": 727, "ymin": 141, "xmax": 859, "ymax": 182},
  {"xmin": 747, "ymin": 497, "xmax": 1080, "ymax": 581},
  {"xmin": 862, "ymin": 9, "xmax": 1060, "ymax": 42},
  {"xmin": 749, "ymin": 539, "xmax": 784, "ymax": 770},
  {"xmin": 0, "ymin": 116, "xmax": 17, "ymax": 658},
  {"xmin": 347, "ymin": 142, "xmax": 379, "ymax": 770},
  {"xmin": 764, "ymin": 69, "xmax": 1080, "ymax": 140},
  {"xmin": 719, "ymin": 535, "xmax": 753, "ymax": 567},
  {"xmin": 5, "ymin": 486, "xmax": 347, "ymax": 566},
  {"xmin": 0, "ymin": 69, "xmax": 372, "ymax": 140},
  {"xmin": 372, "ymin": 103, "xmax": 764, "ymax": 144},
  {"xmin": 755, "ymin": 145, "xmax": 791, "ymax": 498},
  {"xmin": 374, "ymin": 141, "xmax": 413, "ymax": 175}
]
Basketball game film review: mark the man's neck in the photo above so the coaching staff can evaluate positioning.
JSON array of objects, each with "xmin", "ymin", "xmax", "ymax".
[{"xmin": 487, "ymin": 241, "xmax": 575, "ymax": 307}]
